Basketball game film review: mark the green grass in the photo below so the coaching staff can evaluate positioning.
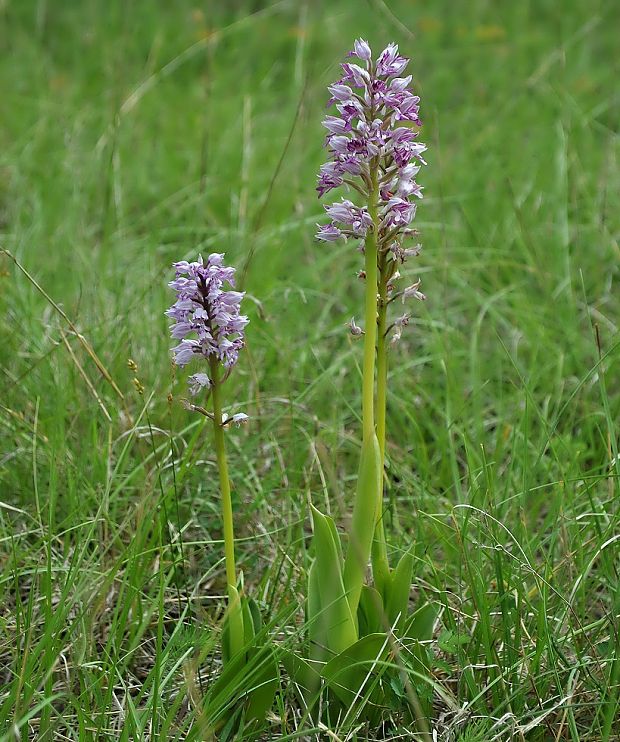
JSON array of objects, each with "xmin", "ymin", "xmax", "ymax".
[{"xmin": 1, "ymin": 0, "xmax": 619, "ymax": 739}]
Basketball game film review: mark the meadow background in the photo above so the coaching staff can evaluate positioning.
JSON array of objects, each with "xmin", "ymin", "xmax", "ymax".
[{"xmin": 1, "ymin": 0, "xmax": 619, "ymax": 739}]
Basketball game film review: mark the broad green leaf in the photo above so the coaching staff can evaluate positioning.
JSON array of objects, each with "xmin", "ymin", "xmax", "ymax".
[
  {"xmin": 310, "ymin": 505, "xmax": 358, "ymax": 655},
  {"xmin": 247, "ymin": 596, "xmax": 262, "ymax": 634},
  {"xmin": 205, "ymin": 645, "xmax": 279, "ymax": 729},
  {"xmin": 386, "ymin": 548, "xmax": 414, "ymax": 626},
  {"xmin": 321, "ymin": 632, "xmax": 390, "ymax": 708},
  {"xmin": 326, "ymin": 511, "xmax": 344, "ymax": 563},
  {"xmin": 405, "ymin": 602, "xmax": 437, "ymax": 642},
  {"xmin": 343, "ymin": 434, "xmax": 382, "ymax": 618},
  {"xmin": 244, "ymin": 648, "xmax": 280, "ymax": 722},
  {"xmin": 242, "ymin": 597, "xmax": 255, "ymax": 646},
  {"xmin": 281, "ymin": 649, "xmax": 321, "ymax": 705},
  {"xmin": 371, "ymin": 520, "xmax": 390, "ymax": 600},
  {"xmin": 307, "ymin": 559, "xmax": 326, "ymax": 664},
  {"xmin": 222, "ymin": 584, "xmax": 245, "ymax": 663},
  {"xmin": 307, "ymin": 559, "xmax": 321, "ymax": 623},
  {"xmin": 358, "ymin": 585, "xmax": 384, "ymax": 636}
]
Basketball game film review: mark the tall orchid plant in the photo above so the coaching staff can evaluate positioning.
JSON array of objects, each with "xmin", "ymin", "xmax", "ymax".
[
  {"xmin": 317, "ymin": 38, "xmax": 427, "ymax": 597},
  {"xmin": 290, "ymin": 40, "xmax": 434, "ymax": 707}
]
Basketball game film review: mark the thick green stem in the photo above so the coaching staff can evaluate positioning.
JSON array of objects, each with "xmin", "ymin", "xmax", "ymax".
[
  {"xmin": 361, "ymin": 167, "xmax": 379, "ymax": 441},
  {"xmin": 372, "ymin": 264, "xmax": 390, "ymax": 593},
  {"xmin": 343, "ymin": 164, "xmax": 383, "ymax": 618},
  {"xmin": 376, "ymin": 267, "xmax": 389, "ymax": 467},
  {"xmin": 344, "ymin": 161, "xmax": 392, "ymax": 613},
  {"xmin": 209, "ymin": 357, "xmax": 243, "ymax": 657}
]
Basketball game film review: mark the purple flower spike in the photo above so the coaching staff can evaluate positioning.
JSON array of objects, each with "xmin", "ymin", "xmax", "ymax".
[
  {"xmin": 167, "ymin": 253, "xmax": 249, "ymax": 394},
  {"xmin": 316, "ymin": 39, "xmax": 428, "ymax": 335},
  {"xmin": 315, "ymin": 39, "xmax": 426, "ymax": 254}
]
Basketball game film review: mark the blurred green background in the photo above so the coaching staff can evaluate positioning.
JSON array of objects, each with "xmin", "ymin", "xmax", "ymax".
[{"xmin": 2, "ymin": 0, "xmax": 618, "ymax": 517}]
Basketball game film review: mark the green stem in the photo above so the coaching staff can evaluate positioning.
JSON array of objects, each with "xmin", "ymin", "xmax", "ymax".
[
  {"xmin": 376, "ymin": 267, "xmax": 388, "ymax": 466},
  {"xmin": 343, "ymin": 163, "xmax": 383, "ymax": 619},
  {"xmin": 362, "ymin": 166, "xmax": 379, "ymax": 441},
  {"xmin": 372, "ymin": 260, "xmax": 390, "ymax": 592},
  {"xmin": 354, "ymin": 159, "xmax": 389, "ymax": 596},
  {"xmin": 209, "ymin": 357, "xmax": 238, "ymax": 592},
  {"xmin": 209, "ymin": 357, "xmax": 243, "ymax": 658}
]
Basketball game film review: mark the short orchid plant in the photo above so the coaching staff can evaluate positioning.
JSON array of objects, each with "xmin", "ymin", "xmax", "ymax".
[
  {"xmin": 168, "ymin": 254, "xmax": 249, "ymax": 656},
  {"xmin": 167, "ymin": 254, "xmax": 277, "ymax": 726}
]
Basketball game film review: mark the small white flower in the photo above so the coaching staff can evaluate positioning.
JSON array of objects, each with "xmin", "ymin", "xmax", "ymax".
[
  {"xmin": 402, "ymin": 279, "xmax": 426, "ymax": 302},
  {"xmin": 347, "ymin": 317, "xmax": 364, "ymax": 337},
  {"xmin": 222, "ymin": 412, "xmax": 249, "ymax": 427}
]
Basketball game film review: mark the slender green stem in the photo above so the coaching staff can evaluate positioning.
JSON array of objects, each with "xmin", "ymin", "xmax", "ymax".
[
  {"xmin": 209, "ymin": 357, "xmax": 238, "ymax": 594},
  {"xmin": 209, "ymin": 358, "xmax": 244, "ymax": 659}
]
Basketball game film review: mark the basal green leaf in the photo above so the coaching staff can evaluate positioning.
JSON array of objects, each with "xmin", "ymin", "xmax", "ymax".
[
  {"xmin": 321, "ymin": 632, "xmax": 390, "ymax": 709},
  {"xmin": 310, "ymin": 505, "xmax": 358, "ymax": 655},
  {"xmin": 358, "ymin": 584, "xmax": 384, "ymax": 636},
  {"xmin": 386, "ymin": 547, "xmax": 414, "ymax": 626},
  {"xmin": 242, "ymin": 597, "xmax": 255, "ymax": 646},
  {"xmin": 281, "ymin": 649, "xmax": 321, "ymax": 706},
  {"xmin": 225, "ymin": 584, "xmax": 245, "ymax": 662},
  {"xmin": 343, "ymin": 434, "xmax": 382, "ymax": 618},
  {"xmin": 244, "ymin": 648, "xmax": 280, "ymax": 722}
]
